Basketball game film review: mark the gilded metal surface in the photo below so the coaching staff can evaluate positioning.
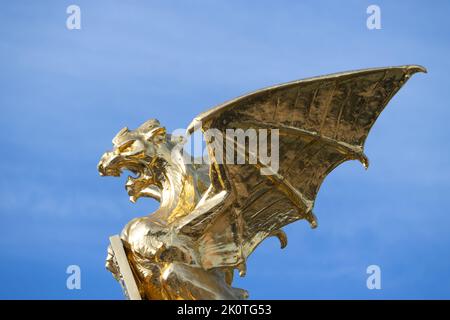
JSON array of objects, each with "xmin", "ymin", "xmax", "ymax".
[{"xmin": 98, "ymin": 65, "xmax": 425, "ymax": 299}]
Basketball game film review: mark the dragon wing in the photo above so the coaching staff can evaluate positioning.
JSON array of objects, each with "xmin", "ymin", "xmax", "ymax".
[{"xmin": 178, "ymin": 65, "xmax": 425, "ymax": 272}]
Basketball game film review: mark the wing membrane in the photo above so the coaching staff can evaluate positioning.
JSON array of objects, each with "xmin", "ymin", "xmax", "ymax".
[{"xmin": 186, "ymin": 65, "xmax": 425, "ymax": 262}]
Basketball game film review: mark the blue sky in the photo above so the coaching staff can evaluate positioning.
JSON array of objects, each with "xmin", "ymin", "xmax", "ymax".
[{"xmin": 0, "ymin": 0, "xmax": 449, "ymax": 299}]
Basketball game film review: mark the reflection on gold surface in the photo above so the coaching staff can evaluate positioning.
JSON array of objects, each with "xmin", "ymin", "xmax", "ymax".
[{"xmin": 98, "ymin": 65, "xmax": 425, "ymax": 299}]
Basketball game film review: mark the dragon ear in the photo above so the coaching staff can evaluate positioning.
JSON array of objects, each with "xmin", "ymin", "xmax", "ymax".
[
  {"xmin": 137, "ymin": 119, "xmax": 166, "ymax": 143},
  {"xmin": 138, "ymin": 119, "xmax": 160, "ymax": 132}
]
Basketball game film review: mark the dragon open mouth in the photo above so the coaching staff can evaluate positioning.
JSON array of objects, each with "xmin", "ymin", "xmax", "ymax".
[{"xmin": 98, "ymin": 151, "xmax": 161, "ymax": 202}]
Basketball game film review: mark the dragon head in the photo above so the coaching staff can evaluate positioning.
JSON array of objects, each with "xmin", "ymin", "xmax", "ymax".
[{"xmin": 98, "ymin": 119, "xmax": 171, "ymax": 203}]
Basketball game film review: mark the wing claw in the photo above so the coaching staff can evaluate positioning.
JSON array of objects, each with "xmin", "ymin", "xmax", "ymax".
[{"xmin": 270, "ymin": 229, "xmax": 288, "ymax": 249}]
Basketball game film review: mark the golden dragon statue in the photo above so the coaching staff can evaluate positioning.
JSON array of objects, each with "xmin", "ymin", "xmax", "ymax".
[{"xmin": 98, "ymin": 65, "xmax": 425, "ymax": 299}]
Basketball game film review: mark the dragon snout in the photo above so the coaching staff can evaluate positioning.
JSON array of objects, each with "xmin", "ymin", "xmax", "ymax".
[{"xmin": 98, "ymin": 151, "xmax": 122, "ymax": 177}]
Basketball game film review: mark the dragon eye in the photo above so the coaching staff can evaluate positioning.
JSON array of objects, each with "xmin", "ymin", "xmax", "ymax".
[{"xmin": 118, "ymin": 140, "xmax": 135, "ymax": 153}]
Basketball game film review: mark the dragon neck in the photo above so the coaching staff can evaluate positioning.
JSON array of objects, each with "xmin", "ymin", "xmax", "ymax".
[{"xmin": 153, "ymin": 144, "xmax": 200, "ymax": 223}]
